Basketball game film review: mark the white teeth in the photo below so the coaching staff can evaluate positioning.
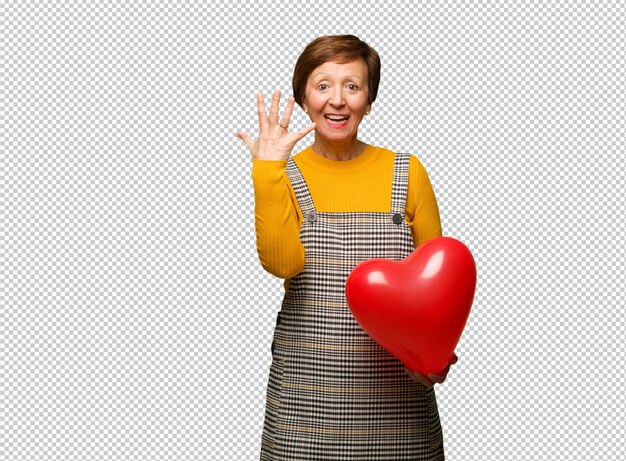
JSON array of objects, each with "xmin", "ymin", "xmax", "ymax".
[{"xmin": 326, "ymin": 115, "xmax": 349, "ymax": 121}]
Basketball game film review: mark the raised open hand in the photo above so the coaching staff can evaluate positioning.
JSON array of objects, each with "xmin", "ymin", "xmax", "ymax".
[{"xmin": 235, "ymin": 88, "xmax": 316, "ymax": 161}]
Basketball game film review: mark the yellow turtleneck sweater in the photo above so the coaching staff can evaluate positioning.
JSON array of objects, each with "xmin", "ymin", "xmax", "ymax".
[{"xmin": 251, "ymin": 143, "xmax": 442, "ymax": 290}]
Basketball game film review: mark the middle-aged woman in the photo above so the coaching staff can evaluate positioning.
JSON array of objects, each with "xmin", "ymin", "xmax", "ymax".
[{"xmin": 236, "ymin": 34, "xmax": 458, "ymax": 460}]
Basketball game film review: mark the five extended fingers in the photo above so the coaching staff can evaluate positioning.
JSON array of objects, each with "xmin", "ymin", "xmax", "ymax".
[{"xmin": 236, "ymin": 88, "xmax": 315, "ymax": 156}]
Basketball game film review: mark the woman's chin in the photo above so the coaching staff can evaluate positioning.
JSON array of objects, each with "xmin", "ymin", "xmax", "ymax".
[{"xmin": 315, "ymin": 129, "xmax": 358, "ymax": 143}]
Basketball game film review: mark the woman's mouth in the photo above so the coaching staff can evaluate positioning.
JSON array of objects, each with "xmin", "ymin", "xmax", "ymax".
[{"xmin": 324, "ymin": 115, "xmax": 350, "ymax": 128}]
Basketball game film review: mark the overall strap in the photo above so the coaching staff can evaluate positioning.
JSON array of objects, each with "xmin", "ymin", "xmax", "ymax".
[
  {"xmin": 285, "ymin": 158, "xmax": 319, "ymax": 223},
  {"xmin": 390, "ymin": 152, "xmax": 411, "ymax": 224}
]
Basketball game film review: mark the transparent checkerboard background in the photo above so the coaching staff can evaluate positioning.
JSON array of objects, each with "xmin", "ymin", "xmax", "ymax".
[{"xmin": 1, "ymin": 1, "xmax": 624, "ymax": 460}]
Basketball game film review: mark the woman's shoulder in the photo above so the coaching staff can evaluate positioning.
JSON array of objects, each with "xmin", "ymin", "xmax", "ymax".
[{"xmin": 373, "ymin": 148, "xmax": 431, "ymax": 185}]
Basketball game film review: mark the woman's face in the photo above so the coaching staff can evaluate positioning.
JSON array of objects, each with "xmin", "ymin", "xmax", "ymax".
[{"xmin": 302, "ymin": 59, "xmax": 371, "ymax": 144}]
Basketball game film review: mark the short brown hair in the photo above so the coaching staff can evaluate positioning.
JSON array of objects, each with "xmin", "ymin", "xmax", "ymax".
[{"xmin": 292, "ymin": 34, "xmax": 381, "ymax": 108}]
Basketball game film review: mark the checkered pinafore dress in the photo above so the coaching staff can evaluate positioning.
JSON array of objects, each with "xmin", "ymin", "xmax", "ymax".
[{"xmin": 259, "ymin": 152, "xmax": 445, "ymax": 461}]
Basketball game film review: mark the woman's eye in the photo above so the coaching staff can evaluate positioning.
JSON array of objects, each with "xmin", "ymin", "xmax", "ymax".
[
  {"xmin": 318, "ymin": 83, "xmax": 329, "ymax": 90},
  {"xmin": 348, "ymin": 84, "xmax": 358, "ymax": 91}
]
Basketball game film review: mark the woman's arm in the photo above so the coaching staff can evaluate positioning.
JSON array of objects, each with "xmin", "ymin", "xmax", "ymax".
[
  {"xmin": 237, "ymin": 88, "xmax": 314, "ymax": 279},
  {"xmin": 251, "ymin": 159, "xmax": 305, "ymax": 279},
  {"xmin": 406, "ymin": 155, "xmax": 442, "ymax": 246}
]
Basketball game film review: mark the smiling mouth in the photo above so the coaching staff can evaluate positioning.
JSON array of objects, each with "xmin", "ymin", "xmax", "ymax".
[{"xmin": 325, "ymin": 115, "xmax": 350, "ymax": 125}]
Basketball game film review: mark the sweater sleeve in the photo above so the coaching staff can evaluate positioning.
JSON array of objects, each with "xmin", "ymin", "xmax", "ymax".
[
  {"xmin": 406, "ymin": 155, "xmax": 442, "ymax": 247},
  {"xmin": 251, "ymin": 159, "xmax": 305, "ymax": 279}
]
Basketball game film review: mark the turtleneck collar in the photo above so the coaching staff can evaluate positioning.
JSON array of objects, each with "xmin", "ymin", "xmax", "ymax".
[{"xmin": 297, "ymin": 143, "xmax": 379, "ymax": 173}]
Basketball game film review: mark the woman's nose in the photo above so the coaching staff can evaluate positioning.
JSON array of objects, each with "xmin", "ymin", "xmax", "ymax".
[{"xmin": 329, "ymin": 89, "xmax": 345, "ymax": 106}]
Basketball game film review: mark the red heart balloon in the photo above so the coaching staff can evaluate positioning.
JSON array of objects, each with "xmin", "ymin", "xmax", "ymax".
[{"xmin": 345, "ymin": 236, "xmax": 476, "ymax": 376}]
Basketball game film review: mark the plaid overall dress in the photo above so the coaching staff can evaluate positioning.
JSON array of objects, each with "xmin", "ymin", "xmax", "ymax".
[{"xmin": 259, "ymin": 151, "xmax": 445, "ymax": 460}]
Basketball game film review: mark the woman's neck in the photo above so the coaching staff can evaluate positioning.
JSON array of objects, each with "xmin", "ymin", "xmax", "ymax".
[{"xmin": 311, "ymin": 136, "xmax": 367, "ymax": 161}]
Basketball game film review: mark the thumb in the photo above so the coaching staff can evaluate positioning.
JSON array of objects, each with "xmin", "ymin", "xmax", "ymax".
[
  {"xmin": 290, "ymin": 122, "xmax": 316, "ymax": 144},
  {"xmin": 235, "ymin": 130, "xmax": 255, "ymax": 153}
]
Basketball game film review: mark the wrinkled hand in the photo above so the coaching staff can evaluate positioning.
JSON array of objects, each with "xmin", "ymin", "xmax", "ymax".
[
  {"xmin": 235, "ymin": 88, "xmax": 316, "ymax": 161},
  {"xmin": 404, "ymin": 353, "xmax": 458, "ymax": 388}
]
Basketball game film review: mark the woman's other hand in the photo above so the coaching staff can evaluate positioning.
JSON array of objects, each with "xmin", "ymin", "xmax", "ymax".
[
  {"xmin": 403, "ymin": 352, "xmax": 458, "ymax": 388},
  {"xmin": 236, "ymin": 88, "xmax": 316, "ymax": 161}
]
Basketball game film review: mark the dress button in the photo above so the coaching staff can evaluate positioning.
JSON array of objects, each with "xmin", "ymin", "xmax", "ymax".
[
  {"xmin": 392, "ymin": 213, "xmax": 403, "ymax": 224},
  {"xmin": 307, "ymin": 211, "xmax": 318, "ymax": 222}
]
